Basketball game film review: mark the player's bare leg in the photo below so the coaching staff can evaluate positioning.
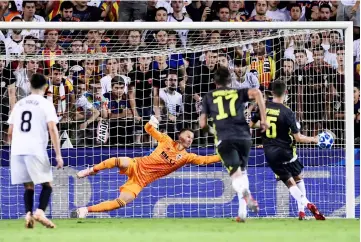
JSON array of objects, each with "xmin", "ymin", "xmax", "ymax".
[
  {"xmin": 285, "ymin": 178, "xmax": 325, "ymax": 221},
  {"xmin": 33, "ymin": 182, "xmax": 56, "ymax": 228},
  {"xmin": 23, "ymin": 183, "xmax": 35, "ymax": 229},
  {"xmin": 294, "ymin": 174, "xmax": 307, "ymax": 220},
  {"xmin": 231, "ymin": 168, "xmax": 259, "ymax": 222},
  {"xmin": 73, "ymin": 191, "xmax": 135, "ymax": 218},
  {"xmin": 77, "ymin": 157, "xmax": 130, "ymax": 178}
]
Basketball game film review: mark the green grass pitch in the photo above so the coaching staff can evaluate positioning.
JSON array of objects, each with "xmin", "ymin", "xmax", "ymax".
[{"xmin": 0, "ymin": 218, "xmax": 359, "ymax": 242}]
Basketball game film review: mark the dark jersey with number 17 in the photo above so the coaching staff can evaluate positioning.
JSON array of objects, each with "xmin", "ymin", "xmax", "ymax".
[
  {"xmin": 202, "ymin": 88, "xmax": 251, "ymax": 141},
  {"xmin": 251, "ymin": 101, "xmax": 299, "ymax": 150}
]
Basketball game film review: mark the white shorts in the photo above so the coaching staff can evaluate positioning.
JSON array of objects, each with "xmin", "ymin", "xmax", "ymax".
[{"xmin": 11, "ymin": 155, "xmax": 53, "ymax": 185}]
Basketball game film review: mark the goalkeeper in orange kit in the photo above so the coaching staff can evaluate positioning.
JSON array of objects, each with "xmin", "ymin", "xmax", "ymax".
[{"xmin": 73, "ymin": 116, "xmax": 221, "ymax": 218}]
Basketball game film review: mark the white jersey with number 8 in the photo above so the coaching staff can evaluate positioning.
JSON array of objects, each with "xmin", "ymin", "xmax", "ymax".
[{"xmin": 8, "ymin": 94, "xmax": 58, "ymax": 156}]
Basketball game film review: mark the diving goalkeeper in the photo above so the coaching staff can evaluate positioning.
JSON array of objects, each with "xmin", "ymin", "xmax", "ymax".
[{"xmin": 73, "ymin": 116, "xmax": 221, "ymax": 218}]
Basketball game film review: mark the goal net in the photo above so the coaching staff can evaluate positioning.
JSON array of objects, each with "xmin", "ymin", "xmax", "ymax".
[{"xmin": 0, "ymin": 22, "xmax": 356, "ymax": 219}]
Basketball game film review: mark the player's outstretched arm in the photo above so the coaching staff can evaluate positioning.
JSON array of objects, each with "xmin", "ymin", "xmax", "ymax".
[
  {"xmin": 48, "ymin": 121, "xmax": 63, "ymax": 169},
  {"xmin": 248, "ymin": 88, "xmax": 269, "ymax": 132},
  {"xmin": 199, "ymin": 113, "xmax": 207, "ymax": 130},
  {"xmin": 187, "ymin": 153, "xmax": 221, "ymax": 165},
  {"xmin": 144, "ymin": 116, "xmax": 167, "ymax": 142},
  {"xmin": 293, "ymin": 133, "xmax": 318, "ymax": 144}
]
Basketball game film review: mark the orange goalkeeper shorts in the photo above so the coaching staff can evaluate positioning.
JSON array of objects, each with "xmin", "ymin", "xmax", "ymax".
[{"xmin": 119, "ymin": 158, "xmax": 144, "ymax": 198}]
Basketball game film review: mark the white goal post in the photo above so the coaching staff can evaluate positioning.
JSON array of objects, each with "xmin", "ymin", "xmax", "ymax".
[{"xmin": 0, "ymin": 21, "xmax": 355, "ymax": 219}]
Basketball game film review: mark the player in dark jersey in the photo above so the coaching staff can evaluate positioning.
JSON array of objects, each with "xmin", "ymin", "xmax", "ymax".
[
  {"xmin": 200, "ymin": 66, "xmax": 269, "ymax": 222},
  {"xmin": 250, "ymin": 81, "xmax": 325, "ymax": 221}
]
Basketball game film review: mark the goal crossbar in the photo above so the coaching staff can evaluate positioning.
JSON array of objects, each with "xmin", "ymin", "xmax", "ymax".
[{"xmin": 0, "ymin": 21, "xmax": 353, "ymax": 30}]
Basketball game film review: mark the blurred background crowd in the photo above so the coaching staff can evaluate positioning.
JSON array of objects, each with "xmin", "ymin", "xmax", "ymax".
[{"xmin": 0, "ymin": 0, "xmax": 359, "ymax": 147}]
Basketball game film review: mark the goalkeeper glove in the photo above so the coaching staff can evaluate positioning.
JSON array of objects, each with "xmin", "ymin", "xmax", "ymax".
[{"xmin": 149, "ymin": 115, "xmax": 159, "ymax": 129}]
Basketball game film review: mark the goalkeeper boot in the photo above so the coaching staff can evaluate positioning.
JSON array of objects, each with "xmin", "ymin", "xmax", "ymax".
[
  {"xmin": 307, "ymin": 203, "xmax": 326, "ymax": 220},
  {"xmin": 33, "ymin": 209, "xmax": 56, "ymax": 228},
  {"xmin": 243, "ymin": 190, "xmax": 259, "ymax": 213},
  {"xmin": 25, "ymin": 211, "xmax": 34, "ymax": 229},
  {"xmin": 77, "ymin": 167, "xmax": 96, "ymax": 178},
  {"xmin": 298, "ymin": 211, "xmax": 306, "ymax": 220}
]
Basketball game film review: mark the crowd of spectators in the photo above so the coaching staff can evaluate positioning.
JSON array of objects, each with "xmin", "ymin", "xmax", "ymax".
[{"xmin": 0, "ymin": 0, "xmax": 359, "ymax": 147}]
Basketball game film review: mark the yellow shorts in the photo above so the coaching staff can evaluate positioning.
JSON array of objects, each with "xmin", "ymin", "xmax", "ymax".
[{"xmin": 119, "ymin": 158, "xmax": 144, "ymax": 198}]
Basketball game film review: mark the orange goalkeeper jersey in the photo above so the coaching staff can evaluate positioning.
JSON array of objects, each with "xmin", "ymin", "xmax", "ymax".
[{"xmin": 134, "ymin": 123, "xmax": 220, "ymax": 187}]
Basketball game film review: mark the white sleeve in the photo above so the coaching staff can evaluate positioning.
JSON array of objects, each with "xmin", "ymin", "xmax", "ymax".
[
  {"xmin": 38, "ymin": 16, "xmax": 46, "ymax": 40},
  {"xmin": 178, "ymin": 94, "xmax": 184, "ymax": 114},
  {"xmin": 45, "ymin": 101, "xmax": 59, "ymax": 124},
  {"xmin": 7, "ymin": 105, "xmax": 17, "ymax": 124},
  {"xmin": 85, "ymin": 100, "xmax": 93, "ymax": 110},
  {"xmin": 250, "ymin": 9, "xmax": 256, "ymax": 17},
  {"xmin": 354, "ymin": 40, "xmax": 357, "ymax": 57},
  {"xmin": 121, "ymin": 75, "xmax": 131, "ymax": 94},
  {"xmin": 76, "ymin": 96, "xmax": 93, "ymax": 110},
  {"xmin": 0, "ymin": 30, "xmax": 5, "ymax": 42},
  {"xmin": 159, "ymin": 88, "xmax": 166, "ymax": 103},
  {"xmin": 284, "ymin": 47, "xmax": 295, "ymax": 60},
  {"xmin": 100, "ymin": 76, "xmax": 111, "ymax": 95},
  {"xmin": 353, "ymin": 40, "xmax": 360, "ymax": 61}
]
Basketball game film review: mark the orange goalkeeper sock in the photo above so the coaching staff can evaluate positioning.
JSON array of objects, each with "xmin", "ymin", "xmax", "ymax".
[
  {"xmin": 93, "ymin": 157, "xmax": 122, "ymax": 172},
  {"xmin": 88, "ymin": 198, "xmax": 126, "ymax": 212}
]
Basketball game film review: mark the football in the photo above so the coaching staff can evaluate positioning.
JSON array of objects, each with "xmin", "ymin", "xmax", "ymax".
[{"xmin": 318, "ymin": 131, "xmax": 335, "ymax": 149}]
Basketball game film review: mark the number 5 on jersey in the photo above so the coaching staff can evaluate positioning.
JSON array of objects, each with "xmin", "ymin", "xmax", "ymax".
[
  {"xmin": 213, "ymin": 93, "xmax": 238, "ymax": 120},
  {"xmin": 266, "ymin": 116, "xmax": 277, "ymax": 138}
]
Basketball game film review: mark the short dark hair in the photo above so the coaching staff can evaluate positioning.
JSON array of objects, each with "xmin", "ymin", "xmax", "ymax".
[
  {"xmin": 155, "ymin": 7, "xmax": 167, "ymax": 14},
  {"xmin": 111, "ymin": 75, "xmax": 125, "ymax": 88},
  {"xmin": 106, "ymin": 58, "xmax": 119, "ymax": 64},
  {"xmin": 155, "ymin": 29, "xmax": 168, "ymax": 35},
  {"xmin": 128, "ymin": 29, "xmax": 141, "ymax": 35},
  {"xmin": 289, "ymin": 3, "xmax": 301, "ymax": 12},
  {"xmin": 319, "ymin": 3, "xmax": 331, "ymax": 11},
  {"xmin": 282, "ymin": 58, "xmax": 294, "ymax": 65},
  {"xmin": 206, "ymin": 49, "xmax": 219, "ymax": 54},
  {"xmin": 72, "ymin": 39, "xmax": 84, "ymax": 43},
  {"xmin": 167, "ymin": 30, "xmax": 178, "ymax": 36},
  {"xmin": 355, "ymin": 82, "xmax": 360, "ymax": 90},
  {"xmin": 24, "ymin": 35, "xmax": 38, "ymax": 44},
  {"xmin": 51, "ymin": 63, "xmax": 63, "ymax": 72},
  {"xmin": 218, "ymin": 5, "xmax": 230, "ymax": 12},
  {"xmin": 30, "ymin": 73, "xmax": 47, "ymax": 89},
  {"xmin": 272, "ymin": 80, "xmax": 287, "ymax": 98},
  {"xmin": 214, "ymin": 66, "xmax": 231, "ymax": 86},
  {"xmin": 329, "ymin": 30, "xmax": 341, "ymax": 37},
  {"xmin": 22, "ymin": 1, "xmax": 36, "ymax": 7},
  {"xmin": 335, "ymin": 45, "xmax": 345, "ymax": 52},
  {"xmin": 294, "ymin": 49, "xmax": 307, "ymax": 55},
  {"xmin": 179, "ymin": 127, "xmax": 194, "ymax": 135},
  {"xmin": 312, "ymin": 46, "xmax": 325, "ymax": 53},
  {"xmin": 60, "ymin": 1, "xmax": 74, "ymax": 11},
  {"xmin": 11, "ymin": 16, "xmax": 22, "ymax": 22},
  {"xmin": 218, "ymin": 53, "xmax": 229, "ymax": 59},
  {"xmin": 167, "ymin": 69, "xmax": 178, "ymax": 77},
  {"xmin": 234, "ymin": 58, "xmax": 247, "ymax": 67}
]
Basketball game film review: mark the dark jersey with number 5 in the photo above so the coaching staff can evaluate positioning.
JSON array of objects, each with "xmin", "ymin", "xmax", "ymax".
[
  {"xmin": 202, "ymin": 88, "xmax": 250, "ymax": 141},
  {"xmin": 251, "ymin": 101, "xmax": 299, "ymax": 149}
]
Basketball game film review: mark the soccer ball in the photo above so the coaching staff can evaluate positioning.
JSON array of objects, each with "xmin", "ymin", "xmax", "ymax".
[{"xmin": 318, "ymin": 131, "xmax": 334, "ymax": 149}]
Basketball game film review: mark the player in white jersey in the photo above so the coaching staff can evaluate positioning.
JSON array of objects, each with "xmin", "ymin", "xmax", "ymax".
[{"xmin": 8, "ymin": 73, "xmax": 63, "ymax": 229}]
